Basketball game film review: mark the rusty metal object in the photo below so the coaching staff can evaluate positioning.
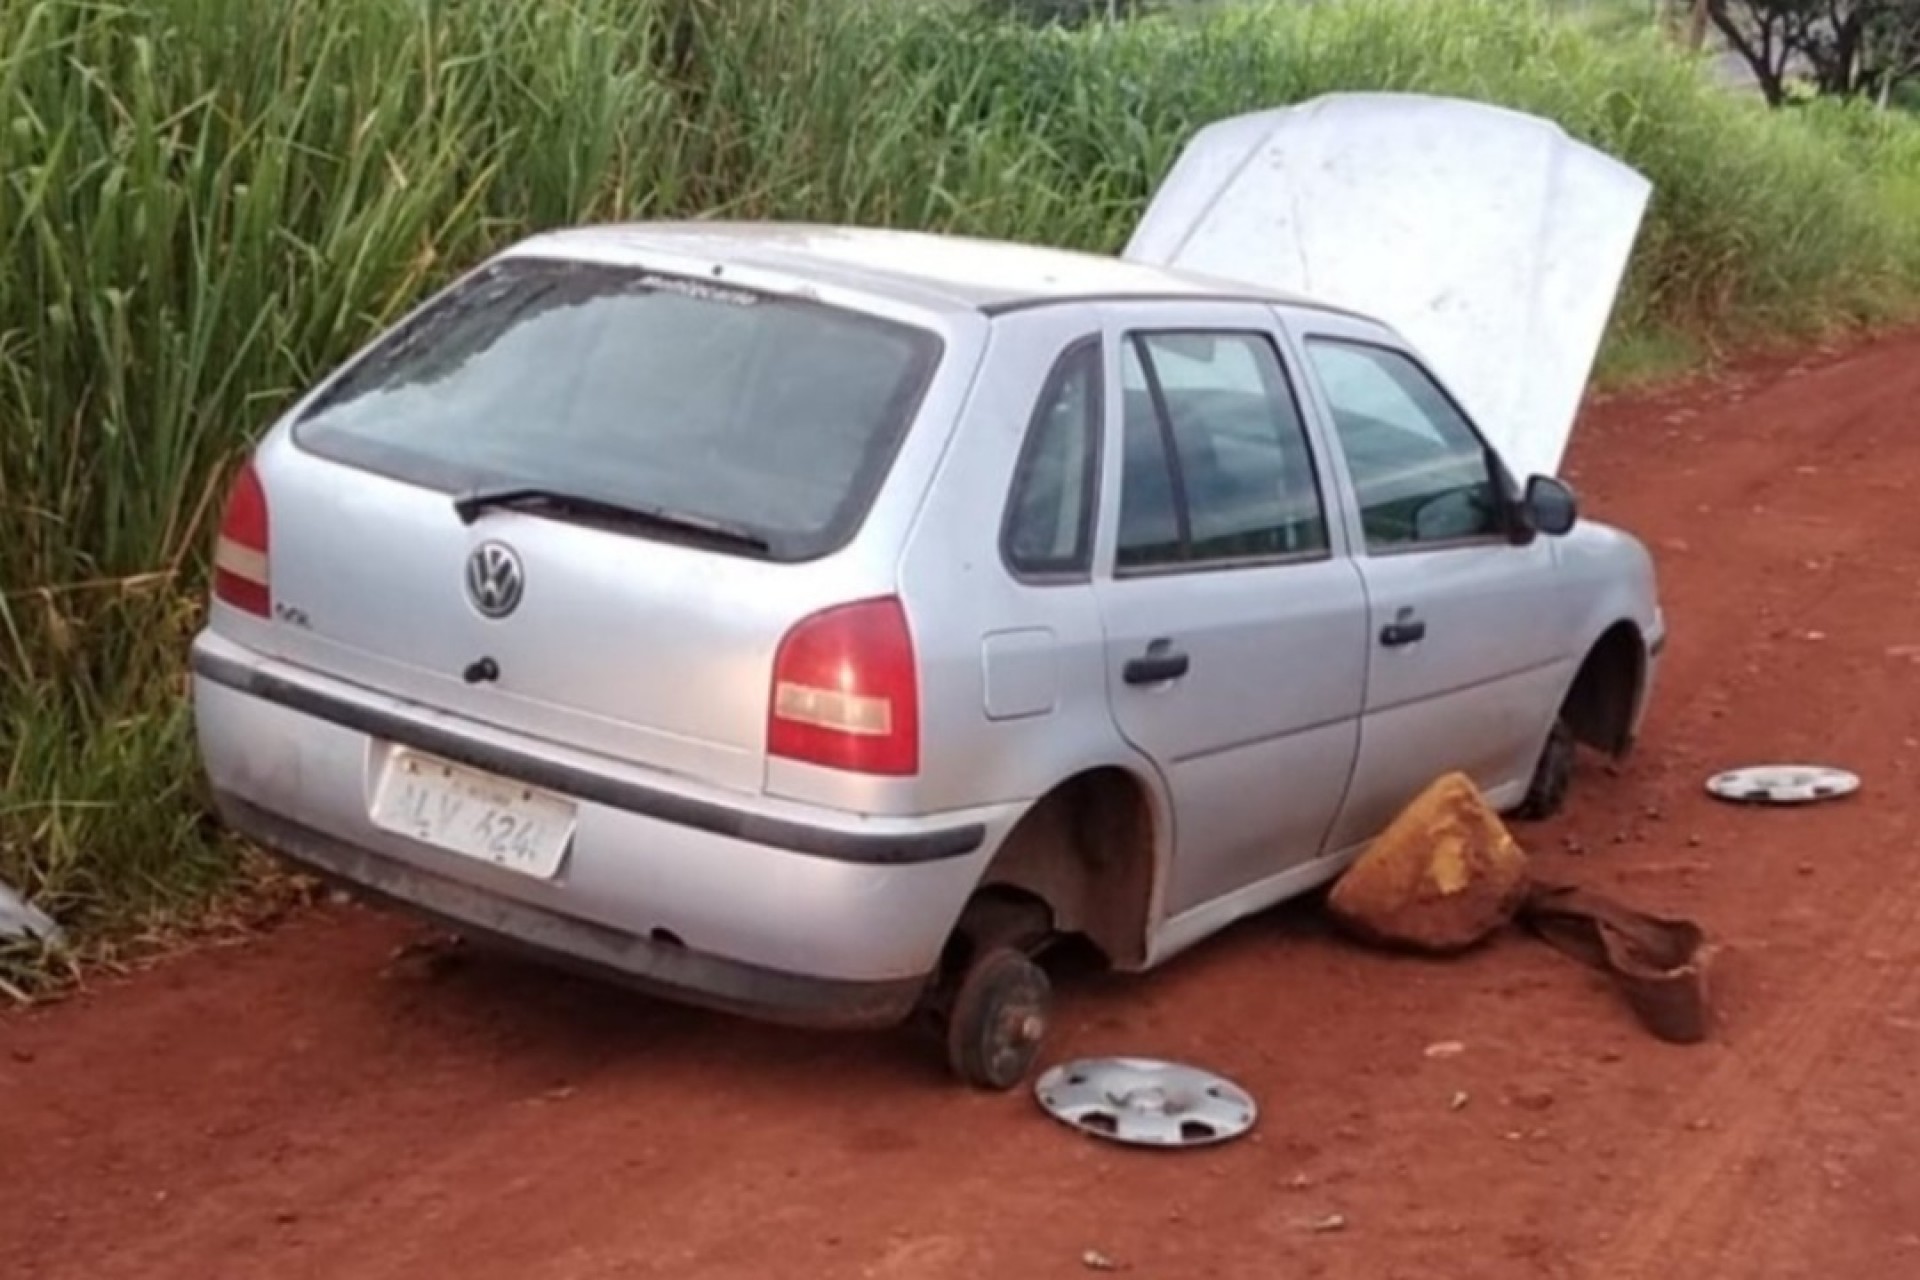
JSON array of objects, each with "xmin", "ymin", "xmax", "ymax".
[{"xmin": 1517, "ymin": 882, "xmax": 1714, "ymax": 1044}]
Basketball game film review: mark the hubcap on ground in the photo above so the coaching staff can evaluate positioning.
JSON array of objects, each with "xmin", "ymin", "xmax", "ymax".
[
  {"xmin": 1706, "ymin": 764, "xmax": 1860, "ymax": 806},
  {"xmin": 1035, "ymin": 1057, "xmax": 1257, "ymax": 1148}
]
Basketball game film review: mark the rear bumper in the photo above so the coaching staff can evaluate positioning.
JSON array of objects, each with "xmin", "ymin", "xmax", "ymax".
[
  {"xmin": 190, "ymin": 632, "xmax": 1023, "ymax": 1028},
  {"xmin": 217, "ymin": 794, "xmax": 924, "ymax": 1028},
  {"xmin": 191, "ymin": 641, "xmax": 984, "ymax": 866}
]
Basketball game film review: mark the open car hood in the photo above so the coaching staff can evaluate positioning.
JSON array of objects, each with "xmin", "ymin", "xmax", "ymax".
[{"xmin": 1123, "ymin": 92, "xmax": 1651, "ymax": 481}]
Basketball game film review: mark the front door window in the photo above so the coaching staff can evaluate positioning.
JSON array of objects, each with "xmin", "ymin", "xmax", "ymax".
[{"xmin": 1304, "ymin": 339, "xmax": 1503, "ymax": 550}]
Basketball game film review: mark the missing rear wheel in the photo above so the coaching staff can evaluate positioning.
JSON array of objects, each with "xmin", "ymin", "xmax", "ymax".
[{"xmin": 944, "ymin": 947, "xmax": 1051, "ymax": 1091}]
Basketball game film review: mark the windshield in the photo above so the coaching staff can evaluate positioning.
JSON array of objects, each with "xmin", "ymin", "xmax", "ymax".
[{"xmin": 291, "ymin": 257, "xmax": 944, "ymax": 561}]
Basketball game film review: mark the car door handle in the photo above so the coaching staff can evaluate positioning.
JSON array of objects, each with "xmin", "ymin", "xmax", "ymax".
[
  {"xmin": 1380, "ymin": 611, "xmax": 1427, "ymax": 647},
  {"xmin": 1124, "ymin": 640, "xmax": 1190, "ymax": 685}
]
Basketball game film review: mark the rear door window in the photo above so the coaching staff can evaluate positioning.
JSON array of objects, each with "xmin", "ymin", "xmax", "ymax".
[
  {"xmin": 1114, "ymin": 330, "xmax": 1329, "ymax": 572},
  {"xmin": 292, "ymin": 258, "xmax": 943, "ymax": 561}
]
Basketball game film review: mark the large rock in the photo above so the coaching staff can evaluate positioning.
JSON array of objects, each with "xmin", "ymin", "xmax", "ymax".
[{"xmin": 1327, "ymin": 773, "xmax": 1528, "ymax": 954}]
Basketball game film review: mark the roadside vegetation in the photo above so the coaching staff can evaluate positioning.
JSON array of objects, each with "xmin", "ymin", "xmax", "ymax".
[{"xmin": 4, "ymin": 0, "xmax": 1919, "ymax": 986}]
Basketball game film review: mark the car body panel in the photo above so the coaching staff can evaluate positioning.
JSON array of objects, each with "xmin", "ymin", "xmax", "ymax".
[
  {"xmin": 501, "ymin": 221, "xmax": 1297, "ymax": 316},
  {"xmin": 1123, "ymin": 91, "xmax": 1652, "ymax": 482},
  {"xmin": 886, "ymin": 305, "xmax": 1152, "ymax": 814},
  {"xmin": 1086, "ymin": 299, "xmax": 1369, "ymax": 916},
  {"xmin": 1274, "ymin": 305, "xmax": 1582, "ymax": 845}
]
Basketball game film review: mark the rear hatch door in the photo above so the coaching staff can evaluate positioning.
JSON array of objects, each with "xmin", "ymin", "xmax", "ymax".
[{"xmin": 241, "ymin": 253, "xmax": 948, "ymax": 793}]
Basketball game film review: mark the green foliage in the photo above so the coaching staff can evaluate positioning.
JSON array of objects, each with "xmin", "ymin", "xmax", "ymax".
[
  {"xmin": 977, "ymin": 0, "xmax": 1133, "ymax": 26},
  {"xmin": 4, "ymin": 0, "xmax": 1919, "ymax": 972},
  {"xmin": 1790, "ymin": 94, "xmax": 1920, "ymax": 264}
]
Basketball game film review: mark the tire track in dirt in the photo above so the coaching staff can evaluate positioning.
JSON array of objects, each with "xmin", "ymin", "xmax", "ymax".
[
  {"xmin": 1565, "ymin": 334, "xmax": 1920, "ymax": 1278},
  {"xmin": 1578, "ymin": 851, "xmax": 1920, "ymax": 1278},
  {"xmin": 1705, "ymin": 949, "xmax": 1920, "ymax": 1279}
]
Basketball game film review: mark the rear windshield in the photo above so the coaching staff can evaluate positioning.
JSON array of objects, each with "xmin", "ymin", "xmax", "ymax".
[{"xmin": 291, "ymin": 257, "xmax": 943, "ymax": 561}]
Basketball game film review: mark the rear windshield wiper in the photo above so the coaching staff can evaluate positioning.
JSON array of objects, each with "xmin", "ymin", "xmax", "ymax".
[{"xmin": 452, "ymin": 485, "xmax": 772, "ymax": 554}]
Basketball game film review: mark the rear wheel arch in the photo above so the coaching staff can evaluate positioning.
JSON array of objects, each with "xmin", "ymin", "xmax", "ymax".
[
  {"xmin": 1562, "ymin": 620, "xmax": 1648, "ymax": 757},
  {"xmin": 973, "ymin": 766, "xmax": 1162, "ymax": 971}
]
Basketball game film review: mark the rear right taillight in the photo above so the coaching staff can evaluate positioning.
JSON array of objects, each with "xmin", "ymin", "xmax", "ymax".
[
  {"xmin": 212, "ymin": 458, "xmax": 270, "ymax": 617},
  {"xmin": 768, "ymin": 597, "xmax": 920, "ymax": 776}
]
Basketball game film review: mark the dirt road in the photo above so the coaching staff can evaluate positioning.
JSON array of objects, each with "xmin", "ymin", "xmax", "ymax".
[{"xmin": 6, "ymin": 330, "xmax": 1920, "ymax": 1280}]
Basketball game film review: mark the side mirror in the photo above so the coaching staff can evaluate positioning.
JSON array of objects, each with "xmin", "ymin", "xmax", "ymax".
[{"xmin": 1523, "ymin": 474, "xmax": 1579, "ymax": 537}]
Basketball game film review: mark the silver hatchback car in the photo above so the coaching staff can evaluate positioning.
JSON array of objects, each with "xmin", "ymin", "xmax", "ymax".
[{"xmin": 191, "ymin": 97, "xmax": 1666, "ymax": 1088}]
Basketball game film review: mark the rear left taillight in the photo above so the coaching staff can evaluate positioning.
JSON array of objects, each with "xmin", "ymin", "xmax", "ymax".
[
  {"xmin": 768, "ymin": 597, "xmax": 919, "ymax": 776},
  {"xmin": 212, "ymin": 458, "xmax": 270, "ymax": 617}
]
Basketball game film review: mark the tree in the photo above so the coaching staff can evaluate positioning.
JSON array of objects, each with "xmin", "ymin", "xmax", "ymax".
[{"xmin": 1704, "ymin": 0, "xmax": 1920, "ymax": 105}]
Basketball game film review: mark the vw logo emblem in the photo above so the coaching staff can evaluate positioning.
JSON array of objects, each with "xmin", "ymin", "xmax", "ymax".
[{"xmin": 465, "ymin": 541, "xmax": 524, "ymax": 619}]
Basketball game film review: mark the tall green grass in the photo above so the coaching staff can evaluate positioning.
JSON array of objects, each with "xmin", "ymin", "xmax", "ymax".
[{"xmin": 4, "ymin": 0, "xmax": 1919, "ymax": 972}]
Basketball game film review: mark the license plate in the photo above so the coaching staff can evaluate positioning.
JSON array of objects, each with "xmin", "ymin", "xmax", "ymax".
[{"xmin": 370, "ymin": 747, "xmax": 577, "ymax": 879}]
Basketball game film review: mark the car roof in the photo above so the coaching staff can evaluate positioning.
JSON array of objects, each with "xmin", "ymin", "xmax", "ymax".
[{"xmin": 502, "ymin": 220, "xmax": 1363, "ymax": 319}]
